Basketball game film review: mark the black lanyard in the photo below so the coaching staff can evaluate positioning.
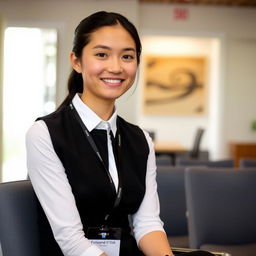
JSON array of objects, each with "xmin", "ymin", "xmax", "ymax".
[{"xmin": 69, "ymin": 103, "xmax": 122, "ymax": 222}]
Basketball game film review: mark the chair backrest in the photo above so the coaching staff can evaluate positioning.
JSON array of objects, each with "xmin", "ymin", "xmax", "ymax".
[
  {"xmin": 156, "ymin": 155, "xmax": 172, "ymax": 166},
  {"xmin": 156, "ymin": 166, "xmax": 187, "ymax": 236},
  {"xmin": 190, "ymin": 128, "xmax": 204, "ymax": 159},
  {"xmin": 185, "ymin": 167, "xmax": 256, "ymax": 249},
  {"xmin": 239, "ymin": 158, "xmax": 256, "ymax": 167},
  {"xmin": 176, "ymin": 159, "xmax": 234, "ymax": 168},
  {"xmin": 0, "ymin": 180, "xmax": 40, "ymax": 256},
  {"xmin": 176, "ymin": 150, "xmax": 210, "ymax": 162}
]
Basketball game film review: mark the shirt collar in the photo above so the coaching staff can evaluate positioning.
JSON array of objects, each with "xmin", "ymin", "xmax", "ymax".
[{"xmin": 72, "ymin": 93, "xmax": 117, "ymax": 136}]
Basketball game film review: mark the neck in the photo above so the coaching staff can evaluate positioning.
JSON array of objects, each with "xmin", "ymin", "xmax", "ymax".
[{"xmin": 80, "ymin": 94, "xmax": 115, "ymax": 121}]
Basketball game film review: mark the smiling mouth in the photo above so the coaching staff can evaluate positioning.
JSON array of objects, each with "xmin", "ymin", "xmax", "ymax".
[
  {"xmin": 101, "ymin": 78, "xmax": 125, "ymax": 86},
  {"xmin": 102, "ymin": 78, "xmax": 124, "ymax": 83}
]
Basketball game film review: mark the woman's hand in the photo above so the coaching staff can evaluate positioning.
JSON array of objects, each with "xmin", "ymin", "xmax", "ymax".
[{"xmin": 99, "ymin": 253, "xmax": 108, "ymax": 256}]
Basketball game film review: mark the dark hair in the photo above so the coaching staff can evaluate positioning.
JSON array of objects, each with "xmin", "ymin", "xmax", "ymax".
[{"xmin": 58, "ymin": 11, "xmax": 142, "ymax": 109}]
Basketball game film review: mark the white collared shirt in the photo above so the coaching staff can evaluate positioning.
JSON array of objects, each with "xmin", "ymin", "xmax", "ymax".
[
  {"xmin": 26, "ymin": 94, "xmax": 164, "ymax": 256},
  {"xmin": 72, "ymin": 94, "xmax": 119, "ymax": 191}
]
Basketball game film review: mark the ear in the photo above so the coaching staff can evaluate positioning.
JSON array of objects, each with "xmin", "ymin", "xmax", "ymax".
[{"xmin": 70, "ymin": 52, "xmax": 82, "ymax": 73}]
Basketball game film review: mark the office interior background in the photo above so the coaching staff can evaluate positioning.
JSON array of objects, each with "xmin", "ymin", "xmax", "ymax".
[{"xmin": 0, "ymin": 0, "xmax": 256, "ymax": 181}]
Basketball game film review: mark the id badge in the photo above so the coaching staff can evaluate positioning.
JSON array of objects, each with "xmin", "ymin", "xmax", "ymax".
[{"xmin": 87, "ymin": 226, "xmax": 121, "ymax": 256}]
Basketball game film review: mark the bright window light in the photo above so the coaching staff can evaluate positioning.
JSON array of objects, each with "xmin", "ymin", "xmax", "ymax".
[{"xmin": 2, "ymin": 27, "xmax": 57, "ymax": 182}]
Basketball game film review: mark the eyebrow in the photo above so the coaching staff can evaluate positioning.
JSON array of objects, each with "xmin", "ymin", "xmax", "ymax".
[{"xmin": 93, "ymin": 45, "xmax": 136, "ymax": 52}]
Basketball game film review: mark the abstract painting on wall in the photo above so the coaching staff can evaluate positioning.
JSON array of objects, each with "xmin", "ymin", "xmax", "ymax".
[{"xmin": 143, "ymin": 56, "xmax": 208, "ymax": 115}]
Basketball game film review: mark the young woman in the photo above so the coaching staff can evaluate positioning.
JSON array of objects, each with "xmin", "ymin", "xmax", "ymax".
[{"xmin": 26, "ymin": 11, "xmax": 213, "ymax": 256}]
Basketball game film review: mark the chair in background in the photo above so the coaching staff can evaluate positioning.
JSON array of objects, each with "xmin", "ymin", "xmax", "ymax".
[
  {"xmin": 156, "ymin": 166, "xmax": 189, "ymax": 248},
  {"xmin": 175, "ymin": 128, "xmax": 209, "ymax": 162},
  {"xmin": 156, "ymin": 155, "xmax": 173, "ymax": 166},
  {"xmin": 190, "ymin": 128, "xmax": 205, "ymax": 159},
  {"xmin": 176, "ymin": 159, "xmax": 234, "ymax": 168},
  {"xmin": 185, "ymin": 167, "xmax": 256, "ymax": 256},
  {"xmin": 0, "ymin": 180, "xmax": 40, "ymax": 256},
  {"xmin": 239, "ymin": 158, "xmax": 256, "ymax": 167}
]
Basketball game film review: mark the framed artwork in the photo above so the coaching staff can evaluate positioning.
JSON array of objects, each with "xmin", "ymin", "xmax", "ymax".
[{"xmin": 143, "ymin": 55, "xmax": 208, "ymax": 115}]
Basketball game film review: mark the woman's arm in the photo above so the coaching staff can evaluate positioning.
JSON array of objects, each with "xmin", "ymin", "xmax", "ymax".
[
  {"xmin": 26, "ymin": 120, "xmax": 104, "ymax": 256},
  {"xmin": 139, "ymin": 230, "xmax": 174, "ymax": 256},
  {"xmin": 132, "ymin": 131, "xmax": 174, "ymax": 256}
]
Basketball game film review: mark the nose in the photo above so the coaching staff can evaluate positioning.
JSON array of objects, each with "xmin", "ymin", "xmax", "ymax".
[{"xmin": 107, "ymin": 57, "xmax": 123, "ymax": 74}]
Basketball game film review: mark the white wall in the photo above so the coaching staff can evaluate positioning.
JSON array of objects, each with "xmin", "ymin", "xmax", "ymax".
[
  {"xmin": 0, "ymin": 0, "xmax": 256, "ymax": 159},
  {"xmin": 225, "ymin": 38, "xmax": 256, "ymax": 143}
]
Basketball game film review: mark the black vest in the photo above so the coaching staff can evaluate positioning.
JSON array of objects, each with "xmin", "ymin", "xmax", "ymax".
[{"xmin": 36, "ymin": 104, "xmax": 149, "ymax": 256}]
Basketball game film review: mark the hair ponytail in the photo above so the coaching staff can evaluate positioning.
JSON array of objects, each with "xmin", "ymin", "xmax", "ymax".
[{"xmin": 57, "ymin": 70, "xmax": 83, "ymax": 110}]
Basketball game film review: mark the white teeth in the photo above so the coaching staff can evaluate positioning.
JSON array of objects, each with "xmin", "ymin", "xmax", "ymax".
[{"xmin": 103, "ymin": 79, "xmax": 122, "ymax": 84}]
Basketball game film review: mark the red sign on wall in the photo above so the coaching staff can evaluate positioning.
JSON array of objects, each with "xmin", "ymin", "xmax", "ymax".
[{"xmin": 174, "ymin": 8, "xmax": 189, "ymax": 20}]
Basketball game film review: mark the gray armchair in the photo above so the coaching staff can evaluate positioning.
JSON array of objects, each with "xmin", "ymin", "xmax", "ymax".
[
  {"xmin": 239, "ymin": 158, "xmax": 256, "ymax": 167},
  {"xmin": 156, "ymin": 166, "xmax": 189, "ymax": 248},
  {"xmin": 0, "ymin": 180, "xmax": 40, "ymax": 256},
  {"xmin": 176, "ymin": 159, "xmax": 234, "ymax": 168},
  {"xmin": 156, "ymin": 155, "xmax": 173, "ymax": 166},
  {"xmin": 185, "ymin": 167, "xmax": 256, "ymax": 256}
]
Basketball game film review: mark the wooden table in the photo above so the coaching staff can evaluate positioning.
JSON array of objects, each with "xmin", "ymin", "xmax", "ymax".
[
  {"xmin": 154, "ymin": 141, "xmax": 187, "ymax": 154},
  {"xmin": 230, "ymin": 142, "xmax": 256, "ymax": 167},
  {"xmin": 154, "ymin": 141, "xmax": 188, "ymax": 165}
]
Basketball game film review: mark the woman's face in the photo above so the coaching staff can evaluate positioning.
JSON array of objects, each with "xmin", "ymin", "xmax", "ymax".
[{"xmin": 71, "ymin": 24, "xmax": 138, "ymax": 105}]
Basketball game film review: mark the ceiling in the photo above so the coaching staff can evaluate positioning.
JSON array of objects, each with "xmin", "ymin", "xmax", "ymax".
[{"xmin": 139, "ymin": 0, "xmax": 256, "ymax": 7}]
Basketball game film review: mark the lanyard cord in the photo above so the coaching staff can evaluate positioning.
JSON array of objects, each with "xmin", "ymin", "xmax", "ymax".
[{"xmin": 69, "ymin": 103, "xmax": 122, "ymax": 222}]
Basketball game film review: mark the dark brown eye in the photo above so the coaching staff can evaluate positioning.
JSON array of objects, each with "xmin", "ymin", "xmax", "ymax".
[
  {"xmin": 123, "ymin": 55, "xmax": 134, "ymax": 60},
  {"xmin": 96, "ymin": 52, "xmax": 107, "ymax": 58}
]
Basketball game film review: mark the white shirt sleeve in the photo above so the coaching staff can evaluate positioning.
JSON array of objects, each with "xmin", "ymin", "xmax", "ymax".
[
  {"xmin": 131, "ymin": 130, "xmax": 165, "ymax": 244},
  {"xmin": 26, "ymin": 120, "xmax": 103, "ymax": 256}
]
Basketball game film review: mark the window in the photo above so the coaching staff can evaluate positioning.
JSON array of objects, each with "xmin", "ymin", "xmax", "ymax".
[{"xmin": 2, "ymin": 27, "xmax": 57, "ymax": 182}]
